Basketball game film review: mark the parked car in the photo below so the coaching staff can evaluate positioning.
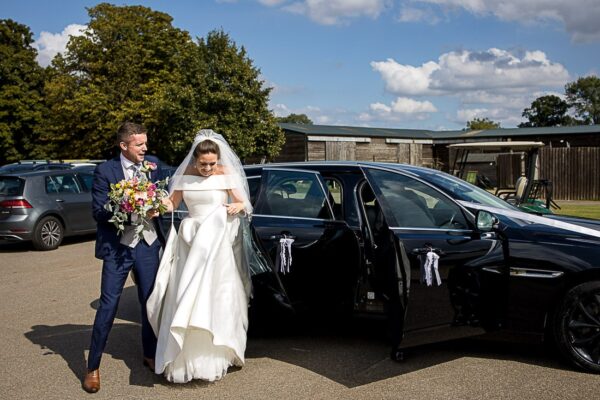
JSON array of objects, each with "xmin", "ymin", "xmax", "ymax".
[
  {"xmin": 0, "ymin": 160, "xmax": 101, "ymax": 174},
  {"xmin": 226, "ymin": 161, "xmax": 599, "ymax": 373},
  {"xmin": 0, "ymin": 169, "xmax": 96, "ymax": 250}
]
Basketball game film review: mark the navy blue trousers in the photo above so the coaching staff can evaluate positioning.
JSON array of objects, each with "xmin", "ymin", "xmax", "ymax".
[{"xmin": 87, "ymin": 240, "xmax": 160, "ymax": 370}]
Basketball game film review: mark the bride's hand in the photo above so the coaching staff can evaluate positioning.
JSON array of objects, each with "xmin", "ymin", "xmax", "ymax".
[
  {"xmin": 162, "ymin": 197, "xmax": 174, "ymax": 212},
  {"xmin": 224, "ymin": 202, "xmax": 244, "ymax": 215}
]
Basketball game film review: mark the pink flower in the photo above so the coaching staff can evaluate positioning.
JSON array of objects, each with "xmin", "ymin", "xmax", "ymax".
[
  {"xmin": 134, "ymin": 191, "xmax": 148, "ymax": 201},
  {"xmin": 142, "ymin": 161, "xmax": 157, "ymax": 172},
  {"xmin": 121, "ymin": 201, "xmax": 133, "ymax": 212}
]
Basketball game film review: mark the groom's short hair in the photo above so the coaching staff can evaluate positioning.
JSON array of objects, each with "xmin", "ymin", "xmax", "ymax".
[{"xmin": 117, "ymin": 122, "xmax": 147, "ymax": 144}]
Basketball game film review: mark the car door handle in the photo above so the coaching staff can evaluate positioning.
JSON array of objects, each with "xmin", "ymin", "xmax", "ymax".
[
  {"xmin": 411, "ymin": 247, "xmax": 445, "ymax": 256},
  {"xmin": 269, "ymin": 234, "xmax": 297, "ymax": 240},
  {"xmin": 55, "ymin": 199, "xmax": 65, "ymax": 203}
]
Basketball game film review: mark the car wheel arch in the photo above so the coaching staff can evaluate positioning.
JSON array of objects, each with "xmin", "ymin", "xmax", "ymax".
[
  {"xmin": 37, "ymin": 212, "xmax": 68, "ymax": 234},
  {"xmin": 32, "ymin": 214, "xmax": 65, "ymax": 251},
  {"xmin": 544, "ymin": 269, "xmax": 600, "ymax": 328},
  {"xmin": 550, "ymin": 279, "xmax": 600, "ymax": 373}
]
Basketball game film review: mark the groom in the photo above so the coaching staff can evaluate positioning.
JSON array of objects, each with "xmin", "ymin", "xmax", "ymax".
[{"xmin": 83, "ymin": 122, "xmax": 165, "ymax": 393}]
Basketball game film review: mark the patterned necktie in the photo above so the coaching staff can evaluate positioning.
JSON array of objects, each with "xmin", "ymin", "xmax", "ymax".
[{"xmin": 132, "ymin": 164, "xmax": 142, "ymax": 180}]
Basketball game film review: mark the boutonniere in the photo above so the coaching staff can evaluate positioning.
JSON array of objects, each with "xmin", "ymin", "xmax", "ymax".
[{"xmin": 140, "ymin": 160, "xmax": 157, "ymax": 174}]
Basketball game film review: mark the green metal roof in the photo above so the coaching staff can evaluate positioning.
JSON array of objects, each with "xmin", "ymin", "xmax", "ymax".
[
  {"xmin": 431, "ymin": 124, "xmax": 600, "ymax": 139},
  {"xmin": 278, "ymin": 122, "xmax": 600, "ymax": 140},
  {"xmin": 278, "ymin": 123, "xmax": 434, "ymax": 139}
]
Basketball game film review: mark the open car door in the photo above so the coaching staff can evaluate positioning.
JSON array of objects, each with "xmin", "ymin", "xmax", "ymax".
[
  {"xmin": 362, "ymin": 166, "xmax": 508, "ymax": 347},
  {"xmin": 250, "ymin": 168, "xmax": 361, "ymax": 316}
]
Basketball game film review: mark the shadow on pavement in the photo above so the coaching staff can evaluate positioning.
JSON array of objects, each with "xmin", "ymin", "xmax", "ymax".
[
  {"xmin": 245, "ymin": 317, "xmax": 574, "ymax": 387},
  {"xmin": 24, "ymin": 285, "xmax": 575, "ymax": 389},
  {"xmin": 24, "ymin": 285, "xmax": 159, "ymax": 388}
]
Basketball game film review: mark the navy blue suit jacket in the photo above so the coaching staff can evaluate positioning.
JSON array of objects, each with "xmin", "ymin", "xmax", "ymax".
[{"xmin": 92, "ymin": 155, "xmax": 166, "ymax": 260}]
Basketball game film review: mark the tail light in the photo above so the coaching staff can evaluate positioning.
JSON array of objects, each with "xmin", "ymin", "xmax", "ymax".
[{"xmin": 0, "ymin": 199, "xmax": 33, "ymax": 209}]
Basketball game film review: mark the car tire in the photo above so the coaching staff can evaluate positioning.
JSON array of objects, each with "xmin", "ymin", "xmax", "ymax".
[
  {"xmin": 553, "ymin": 281, "xmax": 600, "ymax": 373},
  {"xmin": 32, "ymin": 216, "xmax": 64, "ymax": 251}
]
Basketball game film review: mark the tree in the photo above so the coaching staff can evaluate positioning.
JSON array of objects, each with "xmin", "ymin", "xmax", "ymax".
[
  {"xmin": 277, "ymin": 113, "xmax": 313, "ymax": 124},
  {"xmin": 0, "ymin": 19, "xmax": 46, "ymax": 164},
  {"xmin": 519, "ymin": 95, "xmax": 576, "ymax": 127},
  {"xmin": 196, "ymin": 30, "xmax": 284, "ymax": 161},
  {"xmin": 465, "ymin": 117, "xmax": 500, "ymax": 130},
  {"xmin": 39, "ymin": 3, "xmax": 204, "ymax": 164},
  {"xmin": 565, "ymin": 76, "xmax": 600, "ymax": 124},
  {"xmin": 38, "ymin": 5, "xmax": 283, "ymax": 164}
]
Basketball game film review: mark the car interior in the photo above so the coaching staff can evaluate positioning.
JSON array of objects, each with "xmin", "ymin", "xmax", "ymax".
[
  {"xmin": 358, "ymin": 182, "xmax": 398, "ymax": 298},
  {"xmin": 263, "ymin": 178, "xmax": 330, "ymax": 219}
]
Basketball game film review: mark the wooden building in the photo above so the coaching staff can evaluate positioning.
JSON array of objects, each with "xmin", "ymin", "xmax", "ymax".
[
  {"xmin": 276, "ymin": 123, "xmax": 437, "ymax": 168},
  {"xmin": 275, "ymin": 123, "xmax": 600, "ymax": 200}
]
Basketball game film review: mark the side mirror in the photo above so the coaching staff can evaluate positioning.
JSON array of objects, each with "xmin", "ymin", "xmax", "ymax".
[{"xmin": 476, "ymin": 210, "xmax": 499, "ymax": 232}]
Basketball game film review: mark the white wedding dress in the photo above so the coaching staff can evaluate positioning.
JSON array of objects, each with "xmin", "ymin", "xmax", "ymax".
[{"xmin": 147, "ymin": 174, "xmax": 251, "ymax": 383}]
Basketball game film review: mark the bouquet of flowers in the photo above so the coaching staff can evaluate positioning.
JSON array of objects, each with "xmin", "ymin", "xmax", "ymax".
[{"xmin": 104, "ymin": 160, "xmax": 169, "ymax": 239}]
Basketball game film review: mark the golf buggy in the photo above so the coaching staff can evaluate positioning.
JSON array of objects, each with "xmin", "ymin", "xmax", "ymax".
[{"xmin": 448, "ymin": 141, "xmax": 559, "ymax": 215}]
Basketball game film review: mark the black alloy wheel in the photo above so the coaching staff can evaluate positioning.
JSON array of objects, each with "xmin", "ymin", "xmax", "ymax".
[
  {"xmin": 554, "ymin": 281, "xmax": 600, "ymax": 373},
  {"xmin": 32, "ymin": 216, "xmax": 64, "ymax": 251}
]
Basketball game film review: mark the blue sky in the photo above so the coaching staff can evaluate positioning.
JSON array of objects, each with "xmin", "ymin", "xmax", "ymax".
[{"xmin": 4, "ymin": 0, "xmax": 600, "ymax": 130}]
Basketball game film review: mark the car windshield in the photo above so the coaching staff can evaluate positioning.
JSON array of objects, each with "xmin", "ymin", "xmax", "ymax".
[
  {"xmin": 410, "ymin": 168, "xmax": 518, "ymax": 211},
  {"xmin": 0, "ymin": 177, "xmax": 24, "ymax": 196}
]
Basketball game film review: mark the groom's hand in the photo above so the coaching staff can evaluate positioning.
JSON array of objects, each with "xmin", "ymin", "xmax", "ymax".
[{"xmin": 146, "ymin": 209, "xmax": 159, "ymax": 219}]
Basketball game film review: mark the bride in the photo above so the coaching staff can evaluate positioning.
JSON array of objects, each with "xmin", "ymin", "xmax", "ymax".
[{"xmin": 146, "ymin": 129, "xmax": 254, "ymax": 383}]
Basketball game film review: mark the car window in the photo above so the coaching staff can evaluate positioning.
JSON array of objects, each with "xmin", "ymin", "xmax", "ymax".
[
  {"xmin": 367, "ymin": 169, "xmax": 468, "ymax": 229},
  {"xmin": 325, "ymin": 178, "xmax": 343, "ymax": 220},
  {"xmin": 46, "ymin": 174, "xmax": 81, "ymax": 194},
  {"xmin": 78, "ymin": 173, "xmax": 94, "ymax": 191},
  {"xmin": 409, "ymin": 168, "xmax": 518, "ymax": 211},
  {"xmin": 0, "ymin": 177, "xmax": 24, "ymax": 196},
  {"xmin": 256, "ymin": 170, "xmax": 332, "ymax": 219},
  {"xmin": 247, "ymin": 176, "xmax": 260, "ymax": 206}
]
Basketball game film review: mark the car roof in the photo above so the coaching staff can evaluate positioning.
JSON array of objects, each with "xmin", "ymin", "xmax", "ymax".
[
  {"xmin": 0, "ymin": 169, "xmax": 84, "ymax": 178},
  {"xmin": 244, "ymin": 160, "xmax": 427, "ymax": 173}
]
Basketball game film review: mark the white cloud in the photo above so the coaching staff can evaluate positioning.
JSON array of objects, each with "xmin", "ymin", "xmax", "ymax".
[
  {"xmin": 372, "ymin": 47, "xmax": 571, "ymax": 127},
  {"xmin": 370, "ymin": 59, "xmax": 440, "ymax": 95},
  {"xmin": 281, "ymin": 0, "xmax": 389, "ymax": 25},
  {"xmin": 360, "ymin": 97, "xmax": 437, "ymax": 122},
  {"xmin": 33, "ymin": 24, "xmax": 86, "ymax": 67},
  {"xmin": 272, "ymin": 103, "xmax": 292, "ymax": 117},
  {"xmin": 391, "ymin": 97, "xmax": 437, "ymax": 113},
  {"xmin": 413, "ymin": 0, "xmax": 600, "ymax": 42},
  {"xmin": 372, "ymin": 48, "xmax": 569, "ymax": 96}
]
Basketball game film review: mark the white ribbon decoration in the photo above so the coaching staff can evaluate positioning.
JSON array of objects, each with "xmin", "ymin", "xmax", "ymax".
[
  {"xmin": 278, "ymin": 237, "xmax": 294, "ymax": 274},
  {"xmin": 459, "ymin": 201, "xmax": 600, "ymax": 239},
  {"xmin": 423, "ymin": 250, "xmax": 441, "ymax": 286}
]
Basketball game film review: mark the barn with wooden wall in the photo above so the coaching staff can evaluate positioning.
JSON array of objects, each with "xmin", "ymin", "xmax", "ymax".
[
  {"xmin": 276, "ymin": 123, "xmax": 437, "ymax": 167},
  {"xmin": 274, "ymin": 123, "xmax": 600, "ymax": 200}
]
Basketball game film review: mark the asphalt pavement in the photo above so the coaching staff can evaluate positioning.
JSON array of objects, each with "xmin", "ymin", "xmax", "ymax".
[{"xmin": 1, "ymin": 236, "xmax": 599, "ymax": 400}]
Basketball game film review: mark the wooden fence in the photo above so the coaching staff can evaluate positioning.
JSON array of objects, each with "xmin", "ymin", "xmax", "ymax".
[
  {"xmin": 539, "ymin": 147, "xmax": 600, "ymax": 200},
  {"xmin": 497, "ymin": 148, "xmax": 600, "ymax": 200}
]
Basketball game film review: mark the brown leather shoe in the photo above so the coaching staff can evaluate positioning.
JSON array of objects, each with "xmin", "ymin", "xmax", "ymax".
[
  {"xmin": 82, "ymin": 369, "xmax": 100, "ymax": 393},
  {"xmin": 143, "ymin": 357, "xmax": 155, "ymax": 372}
]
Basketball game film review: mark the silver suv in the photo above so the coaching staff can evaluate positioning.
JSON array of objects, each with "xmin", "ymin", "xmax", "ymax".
[{"xmin": 0, "ymin": 169, "xmax": 96, "ymax": 250}]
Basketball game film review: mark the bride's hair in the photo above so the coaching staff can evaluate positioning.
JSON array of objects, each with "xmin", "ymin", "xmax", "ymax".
[{"xmin": 193, "ymin": 140, "xmax": 220, "ymax": 159}]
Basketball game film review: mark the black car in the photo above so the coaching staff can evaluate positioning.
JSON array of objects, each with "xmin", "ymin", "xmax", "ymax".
[
  {"xmin": 0, "ymin": 169, "xmax": 96, "ymax": 250},
  {"xmin": 236, "ymin": 161, "xmax": 600, "ymax": 373}
]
